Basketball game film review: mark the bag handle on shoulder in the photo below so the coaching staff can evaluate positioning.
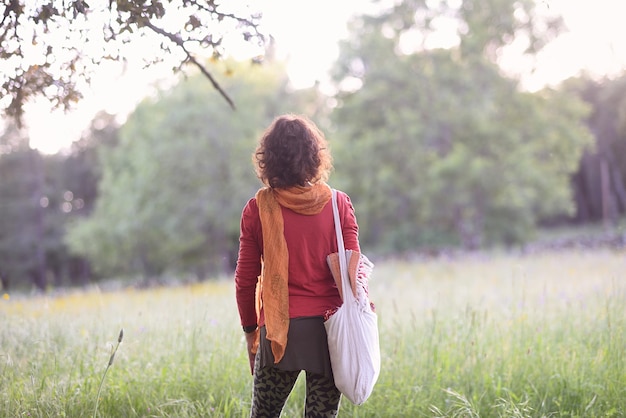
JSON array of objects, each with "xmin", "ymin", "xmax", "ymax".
[{"xmin": 331, "ymin": 189, "xmax": 353, "ymax": 303}]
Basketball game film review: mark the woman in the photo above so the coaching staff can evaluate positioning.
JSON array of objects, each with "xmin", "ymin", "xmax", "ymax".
[{"xmin": 235, "ymin": 114, "xmax": 360, "ymax": 417}]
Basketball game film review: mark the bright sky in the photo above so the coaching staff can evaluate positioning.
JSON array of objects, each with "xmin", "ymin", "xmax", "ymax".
[{"xmin": 23, "ymin": 0, "xmax": 626, "ymax": 154}]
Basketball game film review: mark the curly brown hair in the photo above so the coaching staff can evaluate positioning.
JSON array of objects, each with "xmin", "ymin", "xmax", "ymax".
[{"xmin": 253, "ymin": 114, "xmax": 333, "ymax": 188}]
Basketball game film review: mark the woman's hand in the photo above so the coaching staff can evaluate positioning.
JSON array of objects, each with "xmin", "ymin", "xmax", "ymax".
[{"xmin": 245, "ymin": 329, "xmax": 259, "ymax": 375}]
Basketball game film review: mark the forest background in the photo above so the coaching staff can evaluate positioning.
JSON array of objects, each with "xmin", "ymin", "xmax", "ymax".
[{"xmin": 1, "ymin": 0, "xmax": 626, "ymax": 292}]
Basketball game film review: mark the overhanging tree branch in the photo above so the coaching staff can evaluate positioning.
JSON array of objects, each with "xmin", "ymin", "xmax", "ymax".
[
  {"xmin": 143, "ymin": 20, "xmax": 236, "ymax": 110},
  {"xmin": 0, "ymin": 0, "xmax": 265, "ymax": 126}
]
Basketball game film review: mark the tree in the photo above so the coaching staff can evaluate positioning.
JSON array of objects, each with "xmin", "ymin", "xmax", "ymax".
[
  {"xmin": 0, "ymin": 112, "xmax": 119, "ymax": 290},
  {"xmin": 0, "ymin": 147, "xmax": 60, "ymax": 291},
  {"xmin": 0, "ymin": 0, "xmax": 264, "ymax": 125},
  {"xmin": 329, "ymin": 0, "xmax": 592, "ymax": 251},
  {"xmin": 56, "ymin": 112, "xmax": 122, "ymax": 285},
  {"xmin": 65, "ymin": 59, "xmax": 329, "ymax": 281},
  {"xmin": 0, "ymin": 124, "xmax": 30, "ymax": 290},
  {"xmin": 567, "ymin": 75, "xmax": 626, "ymax": 225}
]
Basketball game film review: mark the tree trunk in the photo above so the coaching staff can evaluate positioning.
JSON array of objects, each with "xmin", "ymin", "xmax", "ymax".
[
  {"xmin": 571, "ymin": 171, "xmax": 591, "ymax": 222},
  {"xmin": 29, "ymin": 150, "xmax": 48, "ymax": 291},
  {"xmin": 0, "ymin": 271, "xmax": 9, "ymax": 291},
  {"xmin": 455, "ymin": 205, "xmax": 484, "ymax": 250},
  {"xmin": 610, "ymin": 158, "xmax": 626, "ymax": 213}
]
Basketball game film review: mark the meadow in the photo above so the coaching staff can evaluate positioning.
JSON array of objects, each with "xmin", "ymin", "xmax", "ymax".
[{"xmin": 1, "ymin": 248, "xmax": 624, "ymax": 417}]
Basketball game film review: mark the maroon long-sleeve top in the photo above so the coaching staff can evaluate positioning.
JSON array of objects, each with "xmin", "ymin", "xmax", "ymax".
[{"xmin": 235, "ymin": 190, "xmax": 360, "ymax": 329}]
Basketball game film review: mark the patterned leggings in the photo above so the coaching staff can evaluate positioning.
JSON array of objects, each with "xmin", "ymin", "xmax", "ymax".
[{"xmin": 250, "ymin": 355, "xmax": 341, "ymax": 418}]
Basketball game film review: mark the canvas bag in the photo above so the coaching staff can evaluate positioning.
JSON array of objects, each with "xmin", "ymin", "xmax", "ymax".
[{"xmin": 324, "ymin": 188, "xmax": 380, "ymax": 405}]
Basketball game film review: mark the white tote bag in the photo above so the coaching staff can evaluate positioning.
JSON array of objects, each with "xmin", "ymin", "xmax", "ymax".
[{"xmin": 324, "ymin": 188, "xmax": 380, "ymax": 405}]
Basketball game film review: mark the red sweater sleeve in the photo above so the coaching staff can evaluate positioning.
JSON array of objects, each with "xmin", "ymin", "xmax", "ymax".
[
  {"xmin": 234, "ymin": 198, "xmax": 262, "ymax": 328},
  {"xmin": 338, "ymin": 191, "xmax": 360, "ymax": 253}
]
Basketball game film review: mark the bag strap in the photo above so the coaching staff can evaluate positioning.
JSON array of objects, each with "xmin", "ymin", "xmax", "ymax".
[{"xmin": 331, "ymin": 189, "xmax": 352, "ymax": 302}]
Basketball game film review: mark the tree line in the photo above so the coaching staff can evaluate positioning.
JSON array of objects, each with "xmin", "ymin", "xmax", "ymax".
[{"xmin": 1, "ymin": 0, "xmax": 625, "ymax": 291}]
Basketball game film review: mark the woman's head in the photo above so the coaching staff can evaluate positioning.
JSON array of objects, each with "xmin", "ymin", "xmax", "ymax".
[{"xmin": 254, "ymin": 114, "xmax": 332, "ymax": 188}]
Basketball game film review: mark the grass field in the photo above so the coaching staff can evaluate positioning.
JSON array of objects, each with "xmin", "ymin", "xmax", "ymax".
[{"xmin": 1, "ymin": 248, "xmax": 625, "ymax": 417}]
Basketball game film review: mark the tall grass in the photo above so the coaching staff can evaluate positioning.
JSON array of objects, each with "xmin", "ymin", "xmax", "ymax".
[{"xmin": 1, "ymin": 248, "xmax": 624, "ymax": 417}]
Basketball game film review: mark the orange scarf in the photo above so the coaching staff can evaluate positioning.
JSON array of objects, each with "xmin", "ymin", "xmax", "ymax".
[{"xmin": 255, "ymin": 183, "xmax": 332, "ymax": 363}]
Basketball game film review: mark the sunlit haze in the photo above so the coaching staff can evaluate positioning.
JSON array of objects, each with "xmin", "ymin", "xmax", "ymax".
[{"xmin": 22, "ymin": 0, "xmax": 626, "ymax": 154}]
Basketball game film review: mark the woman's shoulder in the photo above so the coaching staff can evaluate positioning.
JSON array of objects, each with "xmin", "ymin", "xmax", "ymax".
[
  {"xmin": 242, "ymin": 196, "xmax": 259, "ymax": 216},
  {"xmin": 246, "ymin": 196, "xmax": 258, "ymax": 207},
  {"xmin": 334, "ymin": 188, "xmax": 350, "ymax": 199},
  {"xmin": 332, "ymin": 188, "xmax": 355, "ymax": 211}
]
